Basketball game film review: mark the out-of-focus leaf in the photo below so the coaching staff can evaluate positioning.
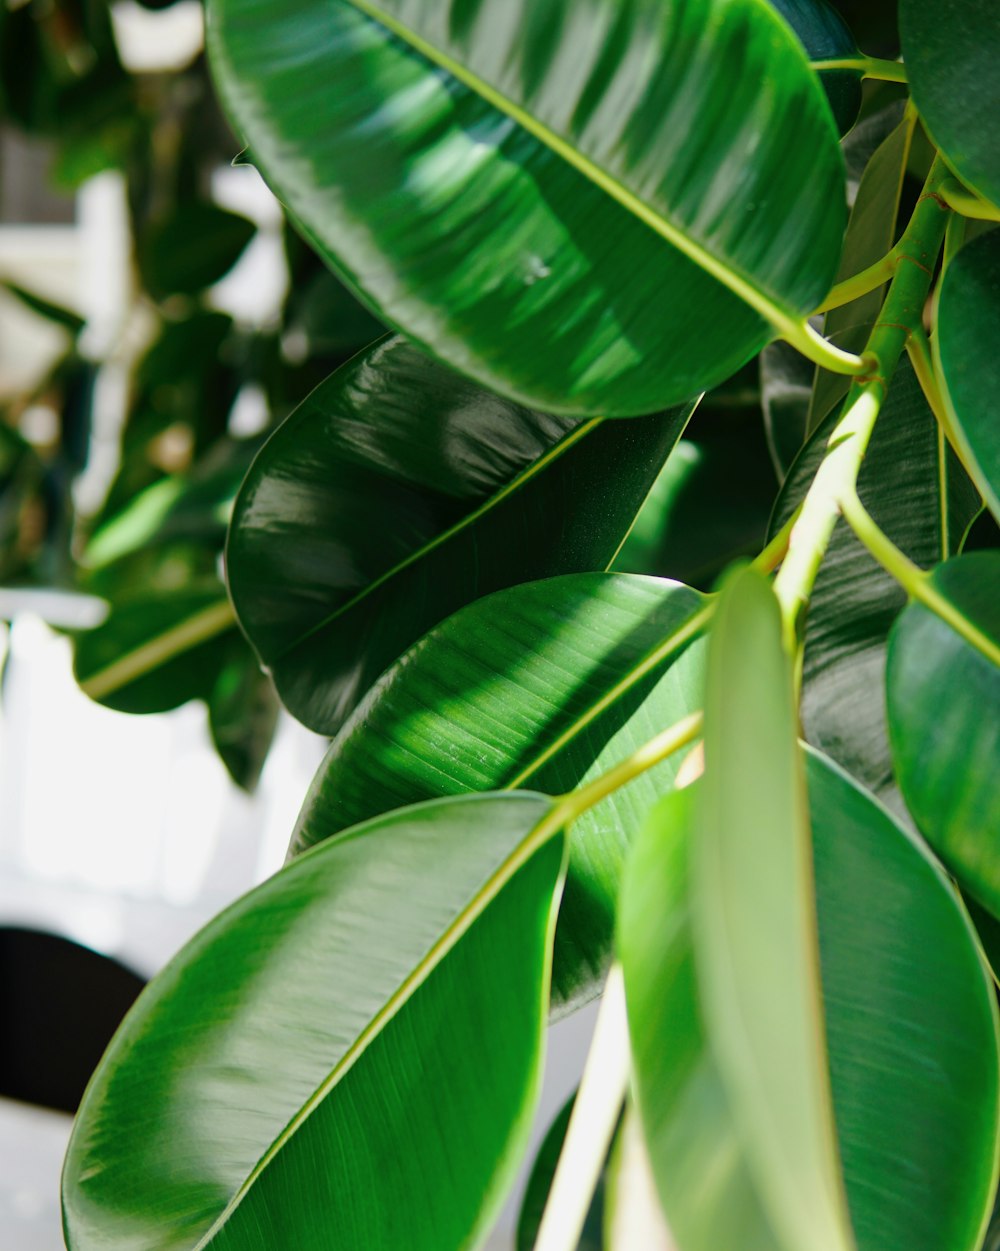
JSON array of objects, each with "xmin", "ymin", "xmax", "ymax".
[
  {"xmin": 291, "ymin": 572, "xmax": 706, "ymax": 1006},
  {"xmin": 621, "ymin": 752, "xmax": 1000, "ymax": 1251},
  {"xmin": 517, "ymin": 1093, "xmax": 606, "ymax": 1251},
  {"xmin": 208, "ymin": 637, "xmax": 280, "ymax": 793},
  {"xmin": 139, "ymin": 200, "xmax": 256, "ymax": 300},
  {"xmin": 208, "ymin": 0, "xmax": 846, "ymax": 415},
  {"xmin": 63, "ymin": 792, "xmax": 565, "ymax": 1251},
  {"xmin": 887, "ymin": 552, "xmax": 1000, "ymax": 915},
  {"xmin": 0, "ymin": 280, "xmax": 85, "ymax": 335},
  {"xmin": 604, "ymin": 1111, "xmax": 674, "ymax": 1251},
  {"xmin": 227, "ymin": 335, "xmax": 695, "ymax": 735}
]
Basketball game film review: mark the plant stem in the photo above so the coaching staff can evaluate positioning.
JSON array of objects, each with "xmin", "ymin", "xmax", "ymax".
[
  {"xmin": 939, "ymin": 179, "xmax": 1000, "ymax": 222},
  {"xmin": 773, "ymin": 156, "xmax": 950, "ymax": 649},
  {"xmin": 906, "ymin": 326, "xmax": 961, "ymax": 451},
  {"xmin": 810, "ymin": 56, "xmax": 908, "ymax": 83},
  {"xmin": 813, "ymin": 250, "xmax": 897, "ymax": 314},
  {"xmin": 838, "ymin": 489, "xmax": 1000, "ymax": 669},
  {"xmin": 781, "ymin": 318, "xmax": 869, "ymax": 376},
  {"xmin": 943, "ymin": 211, "xmax": 966, "ymax": 268},
  {"xmin": 533, "ymin": 965, "xmax": 631, "ymax": 1251},
  {"xmin": 559, "ymin": 712, "xmax": 704, "ymax": 823}
]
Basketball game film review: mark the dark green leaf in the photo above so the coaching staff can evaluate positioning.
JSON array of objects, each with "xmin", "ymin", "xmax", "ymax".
[
  {"xmin": 809, "ymin": 106, "xmax": 913, "ymax": 429},
  {"xmin": 936, "ymin": 230, "xmax": 1000, "ymax": 523},
  {"xmin": 768, "ymin": 0, "xmax": 862, "ymax": 135},
  {"xmin": 771, "ymin": 359, "xmax": 980, "ymax": 808},
  {"xmin": 291, "ymin": 572, "xmax": 705, "ymax": 1006},
  {"xmin": 901, "ymin": 0, "xmax": 1000, "ymax": 208},
  {"xmin": 761, "ymin": 338, "xmax": 815, "ymax": 480},
  {"xmin": 208, "ymin": 639, "xmax": 280, "ymax": 793},
  {"xmin": 1, "ymin": 280, "xmax": 86, "ymax": 335},
  {"xmin": 887, "ymin": 552, "xmax": 1000, "ymax": 916},
  {"xmin": 227, "ymin": 336, "xmax": 695, "ymax": 735},
  {"xmin": 63, "ymin": 792, "xmax": 565, "ymax": 1250},
  {"xmin": 621, "ymin": 752, "xmax": 1000, "ymax": 1251},
  {"xmin": 139, "ymin": 201, "xmax": 257, "ymax": 300},
  {"xmin": 208, "ymin": 0, "xmax": 846, "ymax": 414},
  {"xmin": 693, "ymin": 566, "xmax": 850, "ymax": 1251}
]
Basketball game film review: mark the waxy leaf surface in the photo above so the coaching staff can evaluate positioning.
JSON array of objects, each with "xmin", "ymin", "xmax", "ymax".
[
  {"xmin": 227, "ymin": 336, "xmax": 693, "ymax": 735},
  {"xmin": 292, "ymin": 572, "xmax": 706, "ymax": 1007},
  {"xmin": 208, "ymin": 0, "xmax": 846, "ymax": 414},
  {"xmin": 63, "ymin": 792, "xmax": 565, "ymax": 1251}
]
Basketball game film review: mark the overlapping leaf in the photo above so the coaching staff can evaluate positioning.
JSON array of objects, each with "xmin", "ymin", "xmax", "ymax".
[
  {"xmin": 936, "ymin": 230, "xmax": 1000, "ymax": 523},
  {"xmin": 227, "ymin": 336, "xmax": 694, "ymax": 735},
  {"xmin": 208, "ymin": 0, "xmax": 846, "ymax": 415},
  {"xmin": 621, "ymin": 753, "xmax": 1000, "ymax": 1251},
  {"xmin": 63, "ymin": 792, "xmax": 565, "ymax": 1251},
  {"xmin": 291, "ymin": 572, "xmax": 706, "ymax": 1006},
  {"xmin": 771, "ymin": 359, "xmax": 980, "ymax": 807},
  {"xmin": 901, "ymin": 0, "xmax": 1000, "ymax": 208},
  {"xmin": 887, "ymin": 552, "xmax": 1000, "ymax": 916}
]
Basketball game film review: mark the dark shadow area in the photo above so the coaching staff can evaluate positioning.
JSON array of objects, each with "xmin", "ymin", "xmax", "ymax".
[{"xmin": 0, "ymin": 927, "xmax": 145, "ymax": 1113}]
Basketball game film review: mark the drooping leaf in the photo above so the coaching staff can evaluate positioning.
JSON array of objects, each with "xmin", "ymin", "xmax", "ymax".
[
  {"xmin": 887, "ymin": 552, "xmax": 1000, "ymax": 916},
  {"xmin": 770, "ymin": 359, "xmax": 981, "ymax": 808},
  {"xmin": 620, "ymin": 753, "xmax": 1000, "ymax": 1251},
  {"xmin": 900, "ymin": 0, "xmax": 1000, "ymax": 209},
  {"xmin": 516, "ymin": 1093, "xmax": 607, "ymax": 1251},
  {"xmin": 63, "ymin": 792, "xmax": 566, "ymax": 1251},
  {"xmin": 809, "ymin": 106, "xmax": 913, "ymax": 430},
  {"xmin": 291, "ymin": 572, "xmax": 706, "ymax": 1006},
  {"xmin": 936, "ymin": 230, "xmax": 1000, "ymax": 524},
  {"xmin": 227, "ymin": 336, "xmax": 695, "ymax": 735},
  {"xmin": 768, "ymin": 0, "xmax": 862, "ymax": 135},
  {"xmin": 692, "ymin": 566, "xmax": 852, "ymax": 1251},
  {"xmin": 208, "ymin": 637, "xmax": 281, "ymax": 793},
  {"xmin": 208, "ymin": 0, "xmax": 846, "ymax": 415}
]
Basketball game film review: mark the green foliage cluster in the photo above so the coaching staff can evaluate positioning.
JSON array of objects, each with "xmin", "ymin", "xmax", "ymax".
[{"xmin": 3, "ymin": 0, "xmax": 1000, "ymax": 1248}]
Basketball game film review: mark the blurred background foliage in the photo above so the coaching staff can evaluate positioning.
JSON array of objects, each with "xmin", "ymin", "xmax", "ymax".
[{"xmin": 0, "ymin": 0, "xmax": 906, "ymax": 791}]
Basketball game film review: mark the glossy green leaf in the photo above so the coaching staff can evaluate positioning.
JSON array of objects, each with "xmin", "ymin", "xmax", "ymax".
[
  {"xmin": 208, "ymin": 637, "xmax": 280, "ymax": 793},
  {"xmin": 901, "ymin": 0, "xmax": 1000, "ymax": 208},
  {"xmin": 208, "ymin": 0, "xmax": 846, "ymax": 415},
  {"xmin": 517, "ymin": 1094, "xmax": 606, "ymax": 1251},
  {"xmin": 63, "ymin": 792, "xmax": 565, "ymax": 1250},
  {"xmin": 887, "ymin": 552, "xmax": 1000, "ymax": 916},
  {"xmin": 227, "ymin": 336, "xmax": 694, "ymax": 735},
  {"xmin": 292, "ymin": 572, "xmax": 706, "ymax": 1006},
  {"xmin": 771, "ymin": 359, "xmax": 981, "ymax": 808},
  {"xmin": 809, "ymin": 106, "xmax": 913, "ymax": 430},
  {"xmin": 768, "ymin": 0, "xmax": 862, "ymax": 135},
  {"xmin": 693, "ymin": 566, "xmax": 851, "ymax": 1251},
  {"xmin": 936, "ymin": 230, "xmax": 1000, "ymax": 523},
  {"xmin": 621, "ymin": 753, "xmax": 1000, "ymax": 1251},
  {"xmin": 73, "ymin": 585, "xmax": 237, "ymax": 716}
]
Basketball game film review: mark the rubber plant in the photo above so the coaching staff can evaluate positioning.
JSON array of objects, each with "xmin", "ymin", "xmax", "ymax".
[{"xmin": 59, "ymin": 1, "xmax": 1000, "ymax": 1249}]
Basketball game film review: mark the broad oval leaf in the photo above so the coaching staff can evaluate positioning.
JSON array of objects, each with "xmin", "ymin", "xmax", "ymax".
[
  {"xmin": 900, "ymin": 0, "xmax": 1000, "ymax": 209},
  {"xmin": 207, "ymin": 0, "xmax": 846, "ymax": 415},
  {"xmin": 290, "ymin": 572, "xmax": 706, "ymax": 1006},
  {"xmin": 692, "ymin": 567, "xmax": 852, "ymax": 1251},
  {"xmin": 227, "ymin": 336, "xmax": 694, "ymax": 735},
  {"xmin": 621, "ymin": 753, "xmax": 1000, "ymax": 1251},
  {"xmin": 63, "ymin": 792, "xmax": 565, "ymax": 1251},
  {"xmin": 887, "ymin": 552, "xmax": 1000, "ymax": 915},
  {"xmin": 771, "ymin": 358, "xmax": 981, "ymax": 809},
  {"xmin": 936, "ymin": 230, "xmax": 1000, "ymax": 524}
]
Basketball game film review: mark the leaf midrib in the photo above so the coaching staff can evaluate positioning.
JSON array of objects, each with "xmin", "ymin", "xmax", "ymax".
[
  {"xmin": 194, "ymin": 796, "xmax": 567, "ymax": 1250},
  {"xmin": 339, "ymin": 0, "xmax": 802, "ymax": 341}
]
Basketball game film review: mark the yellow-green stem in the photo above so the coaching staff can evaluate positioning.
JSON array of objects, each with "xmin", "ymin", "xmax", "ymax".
[
  {"xmin": 810, "ymin": 56, "xmax": 908, "ymax": 83},
  {"xmin": 940, "ymin": 179, "xmax": 1000, "ymax": 223},
  {"xmin": 773, "ymin": 156, "xmax": 951, "ymax": 651}
]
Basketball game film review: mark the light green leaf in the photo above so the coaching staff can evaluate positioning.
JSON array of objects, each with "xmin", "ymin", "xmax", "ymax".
[
  {"xmin": 887, "ymin": 552, "xmax": 1000, "ymax": 915},
  {"xmin": 901, "ymin": 0, "xmax": 1000, "ymax": 209},
  {"xmin": 620, "ymin": 753, "xmax": 1000, "ymax": 1251},
  {"xmin": 692, "ymin": 566, "xmax": 852, "ymax": 1251},
  {"xmin": 770, "ymin": 359, "xmax": 981, "ymax": 809},
  {"xmin": 227, "ymin": 335, "xmax": 694, "ymax": 735},
  {"xmin": 207, "ymin": 0, "xmax": 846, "ymax": 415},
  {"xmin": 936, "ymin": 229, "xmax": 1000, "ymax": 524},
  {"xmin": 63, "ymin": 792, "xmax": 566, "ymax": 1250},
  {"xmin": 291, "ymin": 572, "xmax": 706, "ymax": 1007}
]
